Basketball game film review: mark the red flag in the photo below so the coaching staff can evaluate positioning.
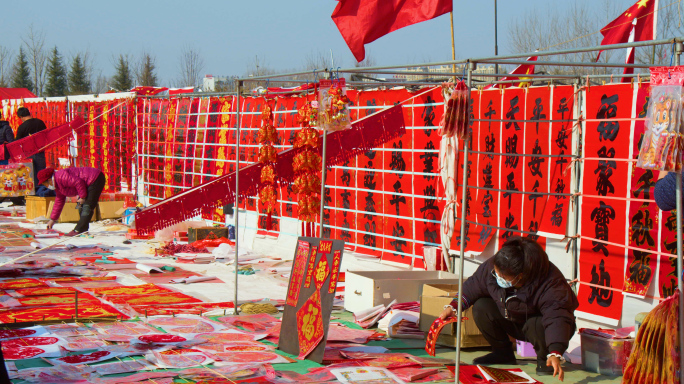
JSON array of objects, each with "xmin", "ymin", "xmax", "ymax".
[
  {"xmin": 597, "ymin": 0, "xmax": 657, "ymax": 60},
  {"xmin": 484, "ymin": 56, "xmax": 537, "ymax": 90},
  {"xmin": 331, "ymin": 0, "xmax": 452, "ymax": 62}
]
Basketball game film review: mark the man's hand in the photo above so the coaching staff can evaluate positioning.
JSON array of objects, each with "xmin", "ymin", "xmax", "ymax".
[
  {"xmin": 47, "ymin": 220, "xmax": 55, "ymax": 230},
  {"xmin": 77, "ymin": 198, "xmax": 85, "ymax": 204},
  {"xmin": 547, "ymin": 355, "xmax": 564, "ymax": 382},
  {"xmin": 439, "ymin": 306, "xmax": 454, "ymax": 321}
]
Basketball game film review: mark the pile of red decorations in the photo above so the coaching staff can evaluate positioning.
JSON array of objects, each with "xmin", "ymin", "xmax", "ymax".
[{"xmin": 155, "ymin": 243, "xmax": 209, "ymax": 257}]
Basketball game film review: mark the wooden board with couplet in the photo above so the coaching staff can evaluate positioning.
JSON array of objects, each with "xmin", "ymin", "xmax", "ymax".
[{"xmin": 278, "ymin": 237, "xmax": 344, "ymax": 363}]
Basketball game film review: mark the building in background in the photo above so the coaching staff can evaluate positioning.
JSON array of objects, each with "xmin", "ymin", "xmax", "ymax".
[{"xmin": 393, "ymin": 64, "xmax": 496, "ymax": 83}]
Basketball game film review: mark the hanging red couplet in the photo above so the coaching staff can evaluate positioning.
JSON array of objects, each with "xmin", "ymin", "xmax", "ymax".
[
  {"xmin": 328, "ymin": 250, "xmax": 342, "ymax": 294},
  {"xmin": 522, "ymin": 87, "xmax": 551, "ymax": 249},
  {"xmin": 499, "ymin": 88, "xmax": 526, "ymax": 243},
  {"xmin": 474, "ymin": 89, "xmax": 503, "ymax": 250},
  {"xmin": 624, "ymin": 83, "xmax": 658, "ymax": 297},
  {"xmin": 539, "ymin": 86, "xmax": 574, "ymax": 237},
  {"xmin": 576, "ymin": 84, "xmax": 633, "ymax": 325},
  {"xmin": 303, "ymin": 246, "xmax": 319, "ymax": 289}
]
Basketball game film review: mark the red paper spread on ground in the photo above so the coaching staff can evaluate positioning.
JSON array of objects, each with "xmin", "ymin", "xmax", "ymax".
[
  {"xmin": 0, "ymin": 279, "xmax": 47, "ymax": 290},
  {"xmin": 3, "ymin": 346, "xmax": 47, "ymax": 359},
  {"xmin": 56, "ymin": 350, "xmax": 112, "ymax": 364},
  {"xmin": 15, "ymin": 293, "xmax": 100, "ymax": 307},
  {"xmin": 85, "ymin": 283, "xmax": 175, "ymax": 297},
  {"xmin": 138, "ymin": 334, "xmax": 187, "ymax": 343},
  {"xmin": 132, "ymin": 302, "xmax": 234, "ymax": 316},
  {"xmin": 0, "ymin": 303, "xmax": 126, "ymax": 323},
  {"xmin": 0, "ymin": 328, "xmax": 38, "ymax": 339},
  {"xmin": 105, "ymin": 292, "xmax": 202, "ymax": 306},
  {"xmin": 12, "ymin": 287, "xmax": 77, "ymax": 296}
]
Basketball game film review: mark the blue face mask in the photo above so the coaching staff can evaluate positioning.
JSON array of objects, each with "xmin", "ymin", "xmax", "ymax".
[{"xmin": 492, "ymin": 270, "xmax": 518, "ymax": 289}]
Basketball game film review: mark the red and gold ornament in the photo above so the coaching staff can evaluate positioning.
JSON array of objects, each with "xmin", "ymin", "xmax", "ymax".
[
  {"xmin": 258, "ymin": 104, "xmax": 278, "ymax": 230},
  {"xmin": 294, "ymin": 100, "xmax": 322, "ymax": 234}
]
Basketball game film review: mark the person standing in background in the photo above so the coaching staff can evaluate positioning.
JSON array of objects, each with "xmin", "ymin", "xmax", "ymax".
[
  {"xmin": 15, "ymin": 107, "xmax": 47, "ymax": 188},
  {"xmin": 0, "ymin": 111, "xmax": 13, "ymax": 166}
]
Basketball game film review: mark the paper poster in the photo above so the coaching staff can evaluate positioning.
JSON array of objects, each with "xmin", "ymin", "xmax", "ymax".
[{"xmin": 296, "ymin": 290, "xmax": 324, "ymax": 359}]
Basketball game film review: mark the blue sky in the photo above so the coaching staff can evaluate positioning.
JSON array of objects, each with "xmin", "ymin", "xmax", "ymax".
[{"xmin": 2, "ymin": 0, "xmax": 638, "ymax": 86}]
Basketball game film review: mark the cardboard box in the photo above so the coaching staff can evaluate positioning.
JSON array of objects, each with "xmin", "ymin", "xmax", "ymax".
[
  {"xmin": 47, "ymin": 201, "xmax": 99, "ymax": 223},
  {"xmin": 344, "ymin": 271, "xmax": 461, "ymax": 313},
  {"xmin": 188, "ymin": 227, "xmax": 229, "ymax": 243},
  {"xmin": 98, "ymin": 200, "xmax": 125, "ymax": 220},
  {"xmin": 419, "ymin": 284, "xmax": 489, "ymax": 349},
  {"xmin": 26, "ymin": 196, "xmax": 55, "ymax": 220}
]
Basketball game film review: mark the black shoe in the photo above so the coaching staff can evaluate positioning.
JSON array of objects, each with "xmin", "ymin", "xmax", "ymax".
[
  {"xmin": 472, "ymin": 349, "xmax": 517, "ymax": 365},
  {"xmin": 536, "ymin": 359, "xmax": 555, "ymax": 375}
]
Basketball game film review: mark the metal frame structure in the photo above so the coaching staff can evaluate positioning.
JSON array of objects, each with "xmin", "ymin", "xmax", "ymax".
[{"xmin": 231, "ymin": 37, "xmax": 684, "ymax": 383}]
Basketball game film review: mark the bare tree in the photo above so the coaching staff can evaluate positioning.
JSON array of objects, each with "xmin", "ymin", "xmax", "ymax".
[
  {"xmin": 94, "ymin": 72, "xmax": 110, "ymax": 94},
  {"xmin": 21, "ymin": 25, "xmax": 48, "ymax": 96},
  {"xmin": 177, "ymin": 45, "xmax": 204, "ymax": 88},
  {"xmin": 0, "ymin": 46, "xmax": 13, "ymax": 88},
  {"xmin": 507, "ymin": 0, "xmax": 629, "ymax": 78}
]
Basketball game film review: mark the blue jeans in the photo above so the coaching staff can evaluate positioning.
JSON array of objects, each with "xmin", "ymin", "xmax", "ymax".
[{"xmin": 0, "ymin": 160, "xmax": 7, "ymax": 166}]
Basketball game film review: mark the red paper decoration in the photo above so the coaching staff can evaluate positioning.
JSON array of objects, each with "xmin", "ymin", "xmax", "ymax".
[{"xmin": 258, "ymin": 104, "xmax": 278, "ymax": 230}]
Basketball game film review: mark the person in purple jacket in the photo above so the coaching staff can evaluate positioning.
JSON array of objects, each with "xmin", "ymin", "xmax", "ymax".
[
  {"xmin": 439, "ymin": 237, "xmax": 577, "ymax": 381},
  {"xmin": 37, "ymin": 167, "xmax": 106, "ymax": 236}
]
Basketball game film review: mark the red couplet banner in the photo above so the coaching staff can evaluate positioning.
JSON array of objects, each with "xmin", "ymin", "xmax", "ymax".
[
  {"xmin": 522, "ymin": 87, "xmax": 550, "ymax": 249},
  {"xmin": 499, "ymin": 88, "xmax": 526, "ymax": 243},
  {"xmin": 538, "ymin": 86, "xmax": 574, "ymax": 238},
  {"xmin": 623, "ymin": 83, "xmax": 659, "ymax": 297},
  {"xmin": 474, "ymin": 89, "xmax": 502, "ymax": 250},
  {"xmin": 577, "ymin": 84, "xmax": 633, "ymax": 325}
]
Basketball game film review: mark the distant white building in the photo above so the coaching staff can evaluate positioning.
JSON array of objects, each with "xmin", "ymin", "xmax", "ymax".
[{"xmin": 202, "ymin": 75, "xmax": 236, "ymax": 92}]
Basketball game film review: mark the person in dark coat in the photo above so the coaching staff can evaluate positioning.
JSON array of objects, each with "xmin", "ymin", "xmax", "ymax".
[
  {"xmin": 15, "ymin": 107, "xmax": 47, "ymax": 186},
  {"xmin": 654, "ymin": 171, "xmax": 680, "ymax": 211},
  {"xmin": 0, "ymin": 111, "xmax": 13, "ymax": 166},
  {"xmin": 440, "ymin": 237, "xmax": 577, "ymax": 381}
]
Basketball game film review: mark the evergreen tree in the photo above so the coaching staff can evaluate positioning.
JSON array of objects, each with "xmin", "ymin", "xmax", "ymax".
[
  {"xmin": 44, "ymin": 47, "xmax": 68, "ymax": 96},
  {"xmin": 10, "ymin": 47, "xmax": 33, "ymax": 92},
  {"xmin": 137, "ymin": 53, "xmax": 158, "ymax": 87},
  {"xmin": 110, "ymin": 54, "xmax": 133, "ymax": 91},
  {"xmin": 68, "ymin": 54, "xmax": 90, "ymax": 95}
]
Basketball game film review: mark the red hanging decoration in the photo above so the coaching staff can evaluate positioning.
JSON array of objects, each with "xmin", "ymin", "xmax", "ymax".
[
  {"xmin": 258, "ymin": 104, "xmax": 278, "ymax": 230},
  {"xmin": 293, "ymin": 101, "xmax": 322, "ymax": 224}
]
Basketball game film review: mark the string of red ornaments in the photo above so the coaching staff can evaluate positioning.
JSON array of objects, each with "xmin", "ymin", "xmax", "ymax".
[
  {"xmin": 258, "ymin": 104, "xmax": 278, "ymax": 230},
  {"xmin": 293, "ymin": 101, "xmax": 321, "ymax": 236}
]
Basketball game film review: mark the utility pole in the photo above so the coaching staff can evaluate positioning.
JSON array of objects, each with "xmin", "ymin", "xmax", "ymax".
[{"xmin": 494, "ymin": 0, "xmax": 499, "ymax": 74}]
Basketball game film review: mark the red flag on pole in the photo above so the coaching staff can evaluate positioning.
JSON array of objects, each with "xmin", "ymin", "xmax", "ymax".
[
  {"xmin": 484, "ymin": 56, "xmax": 538, "ymax": 90},
  {"xmin": 331, "ymin": 0, "xmax": 452, "ymax": 62},
  {"xmin": 597, "ymin": 0, "xmax": 657, "ymax": 61}
]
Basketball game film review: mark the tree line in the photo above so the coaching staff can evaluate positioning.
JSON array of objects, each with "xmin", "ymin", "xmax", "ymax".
[{"xmin": 0, "ymin": 26, "xmax": 167, "ymax": 97}]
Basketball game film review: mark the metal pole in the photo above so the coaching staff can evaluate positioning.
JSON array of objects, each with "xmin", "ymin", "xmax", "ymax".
[
  {"xmin": 494, "ymin": 0, "xmax": 498, "ymax": 75},
  {"xmin": 454, "ymin": 61, "xmax": 474, "ymax": 384},
  {"xmin": 319, "ymin": 95, "xmax": 328, "ymax": 237},
  {"xmin": 450, "ymin": 11, "xmax": 457, "ymax": 75},
  {"xmin": 674, "ymin": 41, "xmax": 684, "ymax": 384},
  {"xmin": 234, "ymin": 80, "xmax": 243, "ymax": 315},
  {"xmin": 571, "ymin": 81, "xmax": 582, "ymax": 285}
]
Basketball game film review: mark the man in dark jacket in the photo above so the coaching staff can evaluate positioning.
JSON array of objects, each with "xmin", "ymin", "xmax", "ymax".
[
  {"xmin": 440, "ymin": 237, "xmax": 577, "ymax": 381},
  {"xmin": 15, "ymin": 107, "xmax": 47, "ymax": 188},
  {"xmin": 0, "ymin": 111, "xmax": 13, "ymax": 165}
]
